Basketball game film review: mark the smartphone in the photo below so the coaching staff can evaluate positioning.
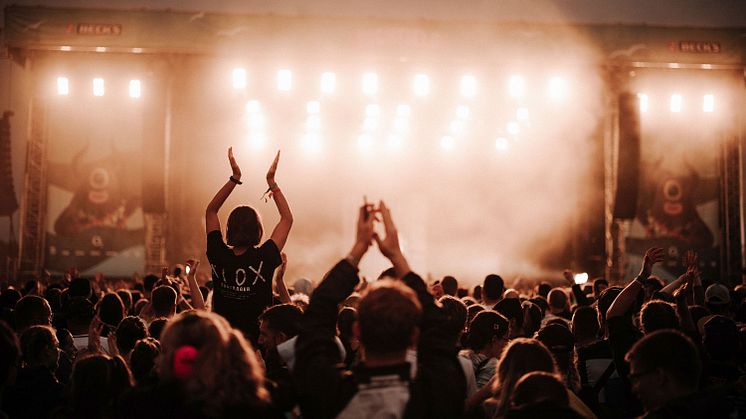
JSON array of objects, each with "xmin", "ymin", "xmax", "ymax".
[{"xmin": 185, "ymin": 265, "xmax": 191, "ymax": 275}]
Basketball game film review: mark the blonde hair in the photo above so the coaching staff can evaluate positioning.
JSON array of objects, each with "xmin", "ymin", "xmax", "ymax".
[{"xmin": 158, "ymin": 310, "xmax": 269, "ymax": 414}]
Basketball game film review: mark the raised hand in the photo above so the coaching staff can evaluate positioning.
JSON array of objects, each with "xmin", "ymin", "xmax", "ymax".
[
  {"xmin": 562, "ymin": 269, "xmax": 575, "ymax": 286},
  {"xmin": 266, "ymin": 150, "xmax": 280, "ymax": 187},
  {"xmin": 683, "ymin": 250, "xmax": 698, "ymax": 269},
  {"xmin": 639, "ymin": 247, "xmax": 665, "ymax": 279},
  {"xmin": 372, "ymin": 201, "xmax": 402, "ymax": 260},
  {"xmin": 228, "ymin": 147, "xmax": 241, "ymax": 180}
]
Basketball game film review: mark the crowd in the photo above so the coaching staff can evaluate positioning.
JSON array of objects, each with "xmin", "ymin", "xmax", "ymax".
[{"xmin": 0, "ymin": 148, "xmax": 745, "ymax": 419}]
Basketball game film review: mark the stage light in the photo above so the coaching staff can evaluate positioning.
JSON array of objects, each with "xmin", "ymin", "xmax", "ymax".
[
  {"xmin": 574, "ymin": 272, "xmax": 589, "ymax": 285},
  {"xmin": 460, "ymin": 75, "xmax": 477, "ymax": 98},
  {"xmin": 413, "ymin": 74, "xmax": 430, "ymax": 96},
  {"xmin": 248, "ymin": 114, "xmax": 265, "ymax": 130},
  {"xmin": 457, "ymin": 105, "xmax": 470, "ymax": 119},
  {"xmin": 362, "ymin": 73, "xmax": 378, "ymax": 96},
  {"xmin": 132, "ymin": 48, "xmax": 143, "ymax": 53},
  {"xmin": 365, "ymin": 104, "xmax": 381, "ymax": 117},
  {"xmin": 703, "ymin": 94, "xmax": 714, "ymax": 113},
  {"xmin": 508, "ymin": 75, "xmax": 525, "ymax": 99},
  {"xmin": 394, "ymin": 117, "xmax": 409, "ymax": 133},
  {"xmin": 450, "ymin": 120, "xmax": 464, "ymax": 135},
  {"xmin": 248, "ymin": 134, "xmax": 266, "ymax": 149},
  {"xmin": 232, "ymin": 68, "xmax": 247, "ymax": 89},
  {"xmin": 129, "ymin": 80, "xmax": 141, "ymax": 98},
  {"xmin": 495, "ymin": 137, "xmax": 509, "ymax": 151},
  {"xmin": 301, "ymin": 133, "xmax": 322, "ymax": 152},
  {"xmin": 396, "ymin": 104, "xmax": 411, "ymax": 117},
  {"xmin": 637, "ymin": 93, "xmax": 649, "ymax": 113},
  {"xmin": 60, "ymin": 46, "xmax": 71, "ymax": 52},
  {"xmin": 548, "ymin": 76, "xmax": 567, "ymax": 101},
  {"xmin": 440, "ymin": 136, "xmax": 455, "ymax": 150},
  {"xmin": 306, "ymin": 101, "xmax": 320, "ymax": 114},
  {"xmin": 245, "ymin": 100, "xmax": 261, "ymax": 114},
  {"xmin": 670, "ymin": 94, "xmax": 682, "ymax": 113},
  {"xmin": 516, "ymin": 107, "xmax": 529, "ymax": 121},
  {"xmin": 320, "ymin": 72, "xmax": 336, "ymax": 94},
  {"xmin": 95, "ymin": 47, "xmax": 107, "ymax": 52},
  {"xmin": 306, "ymin": 115, "xmax": 321, "ymax": 131},
  {"xmin": 93, "ymin": 78, "xmax": 105, "ymax": 96},
  {"xmin": 56, "ymin": 77, "xmax": 69, "ymax": 95},
  {"xmin": 277, "ymin": 69, "xmax": 292, "ymax": 91},
  {"xmin": 507, "ymin": 121, "xmax": 520, "ymax": 135}
]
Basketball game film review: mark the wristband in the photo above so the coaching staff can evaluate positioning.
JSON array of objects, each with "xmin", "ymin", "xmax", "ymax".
[{"xmin": 229, "ymin": 176, "xmax": 242, "ymax": 185}]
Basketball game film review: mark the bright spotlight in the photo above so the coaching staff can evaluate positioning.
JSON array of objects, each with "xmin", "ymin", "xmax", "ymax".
[
  {"xmin": 247, "ymin": 114, "xmax": 265, "ymax": 130},
  {"xmin": 394, "ymin": 117, "xmax": 409, "ymax": 133},
  {"xmin": 574, "ymin": 272, "xmax": 589, "ymax": 285},
  {"xmin": 456, "ymin": 105, "xmax": 470, "ymax": 119},
  {"xmin": 60, "ymin": 46, "xmax": 71, "ymax": 52},
  {"xmin": 248, "ymin": 134, "xmax": 266, "ymax": 150},
  {"xmin": 516, "ymin": 107, "xmax": 529, "ymax": 121},
  {"xmin": 129, "ymin": 80, "xmax": 141, "ymax": 98},
  {"xmin": 301, "ymin": 133, "xmax": 322, "ymax": 153},
  {"xmin": 245, "ymin": 100, "xmax": 261, "ymax": 114},
  {"xmin": 95, "ymin": 47, "xmax": 107, "ymax": 53},
  {"xmin": 637, "ymin": 93, "xmax": 649, "ymax": 113},
  {"xmin": 363, "ymin": 117, "xmax": 378, "ymax": 131},
  {"xmin": 495, "ymin": 137, "xmax": 509, "ymax": 151},
  {"xmin": 450, "ymin": 120, "xmax": 464, "ymax": 135},
  {"xmin": 277, "ymin": 69, "xmax": 292, "ymax": 91},
  {"xmin": 320, "ymin": 72, "xmax": 336, "ymax": 94},
  {"xmin": 56, "ymin": 77, "xmax": 69, "ymax": 96},
  {"xmin": 92, "ymin": 78, "xmax": 105, "ymax": 96},
  {"xmin": 670, "ymin": 94, "xmax": 682, "ymax": 113},
  {"xmin": 703, "ymin": 94, "xmax": 714, "ymax": 113},
  {"xmin": 507, "ymin": 121, "xmax": 520, "ymax": 135},
  {"xmin": 396, "ymin": 104, "xmax": 411, "ymax": 117},
  {"xmin": 232, "ymin": 68, "xmax": 247, "ymax": 89},
  {"xmin": 548, "ymin": 76, "xmax": 567, "ymax": 101},
  {"xmin": 306, "ymin": 101, "xmax": 320, "ymax": 114},
  {"xmin": 508, "ymin": 75, "xmax": 525, "ymax": 99},
  {"xmin": 365, "ymin": 104, "xmax": 381, "ymax": 117},
  {"xmin": 413, "ymin": 74, "xmax": 430, "ymax": 96},
  {"xmin": 362, "ymin": 73, "xmax": 378, "ymax": 96},
  {"xmin": 460, "ymin": 75, "xmax": 477, "ymax": 98},
  {"xmin": 440, "ymin": 135, "xmax": 455, "ymax": 150}
]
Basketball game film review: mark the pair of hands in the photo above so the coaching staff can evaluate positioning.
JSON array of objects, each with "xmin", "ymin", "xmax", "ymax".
[
  {"xmin": 228, "ymin": 147, "xmax": 279, "ymax": 187},
  {"xmin": 353, "ymin": 200, "xmax": 403, "ymax": 262}
]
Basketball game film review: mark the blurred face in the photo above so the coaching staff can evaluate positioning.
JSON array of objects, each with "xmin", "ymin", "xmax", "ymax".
[{"xmin": 258, "ymin": 320, "xmax": 282, "ymax": 353}]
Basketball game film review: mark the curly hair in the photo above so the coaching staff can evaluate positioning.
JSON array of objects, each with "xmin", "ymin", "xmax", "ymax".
[{"xmin": 158, "ymin": 311, "xmax": 270, "ymax": 415}]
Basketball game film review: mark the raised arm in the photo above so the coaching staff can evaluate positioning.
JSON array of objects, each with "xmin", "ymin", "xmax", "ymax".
[
  {"xmin": 206, "ymin": 147, "xmax": 242, "ymax": 235},
  {"xmin": 563, "ymin": 269, "xmax": 592, "ymax": 307},
  {"xmin": 274, "ymin": 253, "xmax": 291, "ymax": 304},
  {"xmin": 607, "ymin": 247, "xmax": 664, "ymax": 319},
  {"xmin": 266, "ymin": 151, "xmax": 293, "ymax": 250},
  {"xmin": 185, "ymin": 259, "xmax": 205, "ymax": 310}
]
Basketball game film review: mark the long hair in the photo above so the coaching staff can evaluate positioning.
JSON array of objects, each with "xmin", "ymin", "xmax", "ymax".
[
  {"xmin": 226, "ymin": 206, "xmax": 263, "ymax": 247},
  {"xmin": 493, "ymin": 338, "xmax": 559, "ymax": 418},
  {"xmin": 158, "ymin": 311, "xmax": 269, "ymax": 414}
]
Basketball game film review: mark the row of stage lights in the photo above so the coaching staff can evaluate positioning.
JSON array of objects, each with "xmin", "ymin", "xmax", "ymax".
[
  {"xmin": 55, "ymin": 77, "xmax": 142, "ymax": 98},
  {"xmin": 637, "ymin": 93, "xmax": 717, "ymax": 113},
  {"xmin": 231, "ymin": 68, "xmax": 569, "ymax": 101}
]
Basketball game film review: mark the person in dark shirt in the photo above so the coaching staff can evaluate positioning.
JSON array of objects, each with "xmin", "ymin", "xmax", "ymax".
[{"xmin": 205, "ymin": 147, "xmax": 293, "ymax": 344}]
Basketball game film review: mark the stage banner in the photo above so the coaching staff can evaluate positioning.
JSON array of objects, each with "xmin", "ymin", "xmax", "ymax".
[
  {"xmin": 625, "ymin": 129, "xmax": 720, "ymax": 281},
  {"xmin": 45, "ymin": 104, "xmax": 145, "ymax": 276}
]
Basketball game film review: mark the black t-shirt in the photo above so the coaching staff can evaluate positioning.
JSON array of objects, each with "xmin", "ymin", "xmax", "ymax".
[{"xmin": 206, "ymin": 230, "xmax": 282, "ymax": 343}]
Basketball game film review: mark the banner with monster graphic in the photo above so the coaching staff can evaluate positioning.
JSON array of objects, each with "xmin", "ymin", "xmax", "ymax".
[
  {"xmin": 625, "ymin": 124, "xmax": 721, "ymax": 281},
  {"xmin": 45, "ymin": 102, "xmax": 145, "ymax": 276}
]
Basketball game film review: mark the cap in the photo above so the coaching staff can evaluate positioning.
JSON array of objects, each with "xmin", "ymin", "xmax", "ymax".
[{"xmin": 705, "ymin": 283, "xmax": 731, "ymax": 305}]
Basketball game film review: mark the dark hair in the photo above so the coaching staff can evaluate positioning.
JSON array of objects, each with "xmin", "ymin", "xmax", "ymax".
[
  {"xmin": 592, "ymin": 278, "xmax": 609, "ymax": 295},
  {"xmin": 537, "ymin": 282, "xmax": 552, "ymax": 299},
  {"xmin": 473, "ymin": 285, "xmax": 482, "ymax": 301},
  {"xmin": 69, "ymin": 277, "xmax": 92, "ymax": 299},
  {"xmin": 20, "ymin": 325, "xmax": 57, "ymax": 366},
  {"xmin": 625, "ymin": 329, "xmax": 701, "ymax": 390},
  {"xmin": 116, "ymin": 290, "xmax": 133, "ymax": 315},
  {"xmin": 511, "ymin": 371, "xmax": 569, "ymax": 408},
  {"xmin": 547, "ymin": 289, "xmax": 568, "ymax": 310},
  {"xmin": 259, "ymin": 304, "xmax": 303, "ymax": 338},
  {"xmin": 13, "ymin": 295, "xmax": 52, "ymax": 333},
  {"xmin": 466, "ymin": 310, "xmax": 509, "ymax": 351},
  {"xmin": 66, "ymin": 297, "xmax": 95, "ymax": 328},
  {"xmin": 0, "ymin": 289, "xmax": 22, "ymax": 310},
  {"xmin": 98, "ymin": 293, "xmax": 125, "ymax": 330},
  {"xmin": 130, "ymin": 338, "xmax": 160, "ymax": 386},
  {"xmin": 640, "ymin": 301, "xmax": 678, "ymax": 334},
  {"xmin": 148, "ymin": 318, "xmax": 168, "ymax": 341},
  {"xmin": 116, "ymin": 316, "xmax": 148, "ymax": 355},
  {"xmin": 522, "ymin": 301, "xmax": 543, "ymax": 338},
  {"xmin": 467, "ymin": 304, "xmax": 485, "ymax": 326},
  {"xmin": 439, "ymin": 296, "xmax": 467, "ymax": 341},
  {"xmin": 226, "ymin": 206, "xmax": 263, "ymax": 247},
  {"xmin": 535, "ymin": 323, "xmax": 579, "ymax": 391},
  {"xmin": 483, "ymin": 275, "xmax": 505, "ymax": 300},
  {"xmin": 596, "ymin": 287, "xmax": 622, "ymax": 326},
  {"xmin": 71, "ymin": 355, "xmax": 132, "ymax": 419},
  {"xmin": 358, "ymin": 280, "xmax": 421, "ymax": 356},
  {"xmin": 337, "ymin": 306, "xmax": 357, "ymax": 340},
  {"xmin": 151, "ymin": 286, "xmax": 177, "ymax": 317},
  {"xmin": 571, "ymin": 305, "xmax": 599, "ymax": 341},
  {"xmin": 442, "ymin": 276, "xmax": 458, "ymax": 296},
  {"xmin": 494, "ymin": 297, "xmax": 523, "ymax": 327},
  {"xmin": 142, "ymin": 275, "xmax": 159, "ymax": 293}
]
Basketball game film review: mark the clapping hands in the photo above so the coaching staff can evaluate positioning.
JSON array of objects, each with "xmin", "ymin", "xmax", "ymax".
[{"xmin": 350, "ymin": 199, "xmax": 410, "ymax": 277}]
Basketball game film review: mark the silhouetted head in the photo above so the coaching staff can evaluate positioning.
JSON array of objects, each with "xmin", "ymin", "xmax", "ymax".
[{"xmin": 226, "ymin": 206, "xmax": 263, "ymax": 247}]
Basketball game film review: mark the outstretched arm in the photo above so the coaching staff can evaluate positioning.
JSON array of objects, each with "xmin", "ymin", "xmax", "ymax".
[
  {"xmin": 607, "ymin": 247, "xmax": 664, "ymax": 319},
  {"xmin": 266, "ymin": 151, "xmax": 293, "ymax": 250},
  {"xmin": 274, "ymin": 253, "xmax": 291, "ymax": 304},
  {"xmin": 185, "ymin": 260, "xmax": 205, "ymax": 310},
  {"xmin": 206, "ymin": 147, "xmax": 242, "ymax": 235}
]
